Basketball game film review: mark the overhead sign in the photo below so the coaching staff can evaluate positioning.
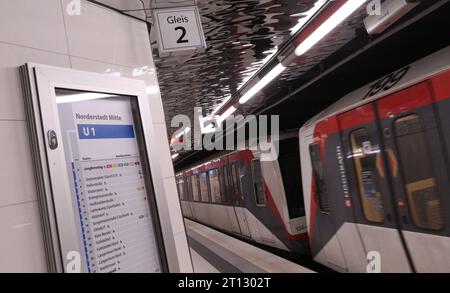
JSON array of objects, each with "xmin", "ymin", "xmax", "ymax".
[{"xmin": 153, "ymin": 6, "xmax": 206, "ymax": 56}]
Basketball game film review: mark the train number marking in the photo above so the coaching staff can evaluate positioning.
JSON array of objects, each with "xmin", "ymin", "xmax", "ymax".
[{"xmin": 363, "ymin": 66, "xmax": 410, "ymax": 100}]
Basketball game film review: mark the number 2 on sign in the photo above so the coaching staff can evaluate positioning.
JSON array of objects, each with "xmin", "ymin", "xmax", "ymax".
[{"xmin": 175, "ymin": 26, "xmax": 189, "ymax": 44}]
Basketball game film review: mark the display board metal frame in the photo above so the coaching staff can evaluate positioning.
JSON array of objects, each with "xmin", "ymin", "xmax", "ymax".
[{"xmin": 20, "ymin": 63, "xmax": 175, "ymax": 273}]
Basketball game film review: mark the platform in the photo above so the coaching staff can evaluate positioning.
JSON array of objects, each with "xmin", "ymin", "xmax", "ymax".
[{"xmin": 185, "ymin": 219, "xmax": 314, "ymax": 273}]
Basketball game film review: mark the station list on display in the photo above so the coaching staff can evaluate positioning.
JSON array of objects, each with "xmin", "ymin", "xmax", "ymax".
[{"xmin": 57, "ymin": 96, "xmax": 162, "ymax": 273}]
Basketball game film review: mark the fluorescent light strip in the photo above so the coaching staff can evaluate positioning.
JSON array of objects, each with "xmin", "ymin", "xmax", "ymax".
[
  {"xmin": 239, "ymin": 63, "xmax": 286, "ymax": 104},
  {"xmin": 217, "ymin": 106, "xmax": 237, "ymax": 124},
  {"xmin": 171, "ymin": 153, "xmax": 179, "ymax": 159},
  {"xmin": 56, "ymin": 93, "xmax": 116, "ymax": 104},
  {"xmin": 295, "ymin": 0, "xmax": 367, "ymax": 56}
]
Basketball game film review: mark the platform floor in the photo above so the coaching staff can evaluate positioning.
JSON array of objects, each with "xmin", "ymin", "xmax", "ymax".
[{"xmin": 185, "ymin": 219, "xmax": 314, "ymax": 273}]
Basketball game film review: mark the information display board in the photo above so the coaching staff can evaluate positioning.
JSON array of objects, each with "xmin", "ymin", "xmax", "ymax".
[
  {"xmin": 55, "ymin": 89, "xmax": 164, "ymax": 273},
  {"xmin": 18, "ymin": 63, "xmax": 195, "ymax": 273}
]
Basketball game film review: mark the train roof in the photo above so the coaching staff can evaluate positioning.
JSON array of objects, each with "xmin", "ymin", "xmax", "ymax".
[
  {"xmin": 176, "ymin": 130, "xmax": 299, "ymax": 175},
  {"xmin": 301, "ymin": 45, "xmax": 450, "ymax": 131}
]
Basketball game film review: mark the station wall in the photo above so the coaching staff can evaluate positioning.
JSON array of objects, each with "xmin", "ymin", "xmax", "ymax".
[{"xmin": 0, "ymin": 0, "xmax": 186, "ymax": 272}]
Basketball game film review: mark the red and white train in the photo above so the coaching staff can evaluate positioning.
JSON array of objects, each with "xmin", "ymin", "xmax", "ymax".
[
  {"xmin": 176, "ymin": 45, "xmax": 450, "ymax": 272},
  {"xmin": 300, "ymin": 45, "xmax": 450, "ymax": 273},
  {"xmin": 176, "ymin": 133, "xmax": 309, "ymax": 255}
]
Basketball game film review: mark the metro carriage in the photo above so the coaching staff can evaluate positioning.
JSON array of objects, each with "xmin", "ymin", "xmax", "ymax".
[
  {"xmin": 176, "ymin": 134, "xmax": 309, "ymax": 255},
  {"xmin": 177, "ymin": 45, "xmax": 450, "ymax": 272},
  {"xmin": 300, "ymin": 45, "xmax": 450, "ymax": 273}
]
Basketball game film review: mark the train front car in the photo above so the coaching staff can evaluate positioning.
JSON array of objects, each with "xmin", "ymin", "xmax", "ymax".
[
  {"xmin": 176, "ymin": 134, "xmax": 310, "ymax": 257},
  {"xmin": 300, "ymin": 46, "xmax": 450, "ymax": 273}
]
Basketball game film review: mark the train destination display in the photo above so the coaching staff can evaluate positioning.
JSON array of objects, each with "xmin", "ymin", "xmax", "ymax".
[{"xmin": 56, "ymin": 91, "xmax": 162, "ymax": 273}]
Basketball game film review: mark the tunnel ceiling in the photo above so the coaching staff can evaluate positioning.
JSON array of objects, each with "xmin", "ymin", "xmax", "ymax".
[
  {"xmin": 88, "ymin": 0, "xmax": 333, "ymax": 130},
  {"xmin": 88, "ymin": 0, "xmax": 446, "ymax": 164}
]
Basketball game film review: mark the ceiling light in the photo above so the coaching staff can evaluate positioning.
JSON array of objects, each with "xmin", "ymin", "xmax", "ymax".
[
  {"xmin": 171, "ymin": 153, "xmax": 179, "ymax": 159},
  {"xmin": 239, "ymin": 63, "xmax": 286, "ymax": 104},
  {"xmin": 295, "ymin": 0, "xmax": 367, "ymax": 57}
]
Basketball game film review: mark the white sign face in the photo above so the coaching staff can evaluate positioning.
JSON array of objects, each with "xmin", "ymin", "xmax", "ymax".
[
  {"xmin": 153, "ymin": 6, "xmax": 206, "ymax": 55},
  {"xmin": 57, "ymin": 91, "xmax": 163, "ymax": 273}
]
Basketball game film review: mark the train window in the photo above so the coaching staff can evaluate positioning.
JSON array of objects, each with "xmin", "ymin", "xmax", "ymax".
[
  {"xmin": 231, "ymin": 163, "xmax": 241, "ymax": 204},
  {"xmin": 220, "ymin": 166, "xmax": 230, "ymax": 204},
  {"xmin": 252, "ymin": 159, "xmax": 266, "ymax": 206},
  {"xmin": 394, "ymin": 114, "xmax": 444, "ymax": 230},
  {"xmin": 185, "ymin": 176, "xmax": 192, "ymax": 201},
  {"xmin": 209, "ymin": 169, "xmax": 222, "ymax": 204},
  {"xmin": 177, "ymin": 178, "xmax": 185, "ymax": 201},
  {"xmin": 309, "ymin": 143, "xmax": 331, "ymax": 213},
  {"xmin": 350, "ymin": 129, "xmax": 385, "ymax": 223},
  {"xmin": 191, "ymin": 174, "xmax": 200, "ymax": 202},
  {"xmin": 199, "ymin": 172, "xmax": 210, "ymax": 202},
  {"xmin": 278, "ymin": 138, "xmax": 305, "ymax": 218}
]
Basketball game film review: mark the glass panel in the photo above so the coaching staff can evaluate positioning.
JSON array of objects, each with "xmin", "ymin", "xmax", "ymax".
[
  {"xmin": 252, "ymin": 159, "xmax": 266, "ymax": 206},
  {"xmin": 219, "ymin": 166, "xmax": 228, "ymax": 204},
  {"xmin": 177, "ymin": 179, "xmax": 184, "ymax": 200},
  {"xmin": 209, "ymin": 169, "xmax": 221, "ymax": 203},
  {"xmin": 350, "ymin": 129, "xmax": 384, "ymax": 223},
  {"xmin": 199, "ymin": 172, "xmax": 210, "ymax": 202},
  {"xmin": 191, "ymin": 174, "xmax": 200, "ymax": 202},
  {"xmin": 56, "ymin": 88, "xmax": 162, "ymax": 273},
  {"xmin": 309, "ymin": 143, "xmax": 331, "ymax": 213},
  {"xmin": 231, "ymin": 163, "xmax": 241, "ymax": 205},
  {"xmin": 395, "ymin": 115, "xmax": 444, "ymax": 230},
  {"xmin": 185, "ymin": 176, "xmax": 191, "ymax": 201},
  {"xmin": 278, "ymin": 138, "xmax": 304, "ymax": 218}
]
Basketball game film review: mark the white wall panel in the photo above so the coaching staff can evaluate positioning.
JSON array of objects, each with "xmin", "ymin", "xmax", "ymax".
[
  {"xmin": 0, "ymin": 121, "xmax": 38, "ymax": 208},
  {"xmin": 0, "ymin": 0, "xmax": 68, "ymax": 54},
  {"xmin": 0, "ymin": 201, "xmax": 47, "ymax": 273},
  {"xmin": 0, "ymin": 0, "xmax": 174, "ymax": 273},
  {"xmin": 62, "ymin": 0, "xmax": 153, "ymax": 68}
]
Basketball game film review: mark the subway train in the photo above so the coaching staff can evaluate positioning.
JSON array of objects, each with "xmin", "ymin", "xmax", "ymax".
[
  {"xmin": 300, "ymin": 45, "xmax": 450, "ymax": 273},
  {"xmin": 175, "ymin": 133, "xmax": 309, "ymax": 255}
]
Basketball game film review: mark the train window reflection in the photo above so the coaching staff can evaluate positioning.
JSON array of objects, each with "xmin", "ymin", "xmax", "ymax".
[
  {"xmin": 231, "ymin": 163, "xmax": 241, "ymax": 205},
  {"xmin": 350, "ymin": 129, "xmax": 385, "ymax": 223},
  {"xmin": 279, "ymin": 138, "xmax": 305, "ymax": 218},
  {"xmin": 309, "ymin": 143, "xmax": 331, "ymax": 213},
  {"xmin": 220, "ymin": 166, "xmax": 230, "ymax": 204},
  {"xmin": 177, "ymin": 178, "xmax": 185, "ymax": 201},
  {"xmin": 252, "ymin": 159, "xmax": 266, "ymax": 206},
  {"xmin": 209, "ymin": 169, "xmax": 222, "ymax": 203},
  {"xmin": 394, "ymin": 114, "xmax": 444, "ymax": 230},
  {"xmin": 191, "ymin": 174, "xmax": 200, "ymax": 202},
  {"xmin": 199, "ymin": 172, "xmax": 210, "ymax": 202}
]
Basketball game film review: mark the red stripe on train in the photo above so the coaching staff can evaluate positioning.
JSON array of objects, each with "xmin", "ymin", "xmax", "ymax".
[
  {"xmin": 430, "ymin": 69, "xmax": 450, "ymax": 101},
  {"xmin": 377, "ymin": 82, "xmax": 432, "ymax": 119},
  {"xmin": 338, "ymin": 103, "xmax": 376, "ymax": 130}
]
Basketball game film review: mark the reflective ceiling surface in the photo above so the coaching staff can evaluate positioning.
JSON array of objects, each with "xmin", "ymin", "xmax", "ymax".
[
  {"xmin": 86, "ymin": 0, "xmax": 442, "ymax": 152},
  {"xmin": 89, "ymin": 0, "xmax": 331, "ymax": 130}
]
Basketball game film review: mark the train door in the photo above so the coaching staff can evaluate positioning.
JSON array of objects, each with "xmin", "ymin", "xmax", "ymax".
[
  {"xmin": 309, "ymin": 120, "xmax": 348, "ymax": 272},
  {"xmin": 184, "ymin": 176, "xmax": 194, "ymax": 218},
  {"xmin": 231, "ymin": 162, "xmax": 252, "ymax": 238},
  {"xmin": 376, "ymin": 82, "xmax": 450, "ymax": 272},
  {"xmin": 338, "ymin": 104, "xmax": 412, "ymax": 272},
  {"xmin": 220, "ymin": 164, "xmax": 242, "ymax": 234}
]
